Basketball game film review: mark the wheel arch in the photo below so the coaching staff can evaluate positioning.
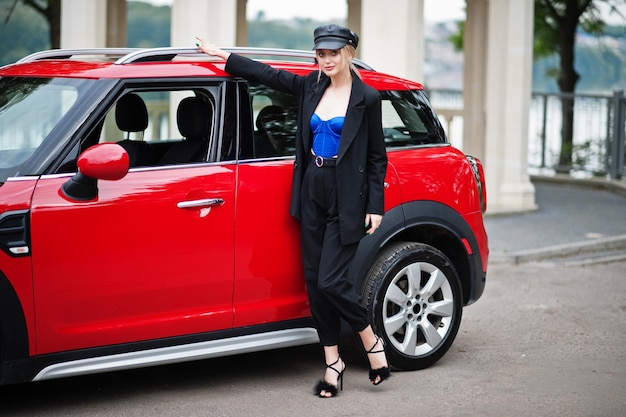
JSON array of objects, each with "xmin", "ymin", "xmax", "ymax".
[{"xmin": 351, "ymin": 200, "xmax": 485, "ymax": 305}]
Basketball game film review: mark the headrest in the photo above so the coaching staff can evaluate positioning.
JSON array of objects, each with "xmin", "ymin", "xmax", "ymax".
[
  {"xmin": 177, "ymin": 97, "xmax": 212, "ymax": 140},
  {"xmin": 256, "ymin": 105, "xmax": 285, "ymax": 133},
  {"xmin": 115, "ymin": 93, "xmax": 148, "ymax": 133}
]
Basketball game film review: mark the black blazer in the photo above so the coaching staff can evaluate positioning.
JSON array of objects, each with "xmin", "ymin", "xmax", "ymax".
[{"xmin": 225, "ymin": 54, "xmax": 387, "ymax": 245}]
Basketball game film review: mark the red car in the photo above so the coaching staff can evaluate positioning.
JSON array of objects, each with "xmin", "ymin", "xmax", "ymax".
[{"xmin": 0, "ymin": 47, "xmax": 488, "ymax": 385}]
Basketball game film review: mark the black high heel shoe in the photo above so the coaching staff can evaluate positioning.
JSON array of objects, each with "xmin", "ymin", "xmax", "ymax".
[
  {"xmin": 313, "ymin": 358, "xmax": 345, "ymax": 398},
  {"xmin": 367, "ymin": 336, "xmax": 390, "ymax": 385}
]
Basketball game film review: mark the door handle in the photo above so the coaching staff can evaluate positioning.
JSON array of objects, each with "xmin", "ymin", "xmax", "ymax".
[{"xmin": 177, "ymin": 198, "xmax": 224, "ymax": 209}]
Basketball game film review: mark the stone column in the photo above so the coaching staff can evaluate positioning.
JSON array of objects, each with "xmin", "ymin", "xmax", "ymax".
[
  {"xmin": 171, "ymin": 0, "xmax": 237, "ymax": 47},
  {"xmin": 347, "ymin": 0, "xmax": 362, "ymax": 59},
  {"xmin": 236, "ymin": 0, "xmax": 248, "ymax": 46},
  {"xmin": 462, "ymin": 0, "xmax": 487, "ymax": 162},
  {"xmin": 360, "ymin": 0, "xmax": 424, "ymax": 82},
  {"xmin": 483, "ymin": 0, "xmax": 536, "ymax": 213},
  {"xmin": 60, "ymin": 0, "xmax": 125, "ymax": 48},
  {"xmin": 106, "ymin": 0, "xmax": 126, "ymax": 47},
  {"xmin": 61, "ymin": 0, "xmax": 108, "ymax": 48}
]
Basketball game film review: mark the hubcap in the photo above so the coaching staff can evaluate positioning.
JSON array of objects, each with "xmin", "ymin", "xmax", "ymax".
[{"xmin": 382, "ymin": 262, "xmax": 454, "ymax": 356}]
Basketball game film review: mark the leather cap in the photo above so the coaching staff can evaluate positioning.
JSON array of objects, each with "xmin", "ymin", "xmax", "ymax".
[{"xmin": 313, "ymin": 24, "xmax": 359, "ymax": 50}]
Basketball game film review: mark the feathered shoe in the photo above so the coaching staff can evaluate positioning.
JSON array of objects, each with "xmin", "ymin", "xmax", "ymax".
[
  {"xmin": 313, "ymin": 358, "xmax": 345, "ymax": 398},
  {"xmin": 367, "ymin": 336, "xmax": 390, "ymax": 385}
]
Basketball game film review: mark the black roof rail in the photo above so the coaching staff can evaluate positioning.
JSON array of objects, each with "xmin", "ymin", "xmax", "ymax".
[
  {"xmin": 17, "ymin": 48, "xmax": 140, "ymax": 63},
  {"xmin": 16, "ymin": 46, "xmax": 375, "ymax": 71}
]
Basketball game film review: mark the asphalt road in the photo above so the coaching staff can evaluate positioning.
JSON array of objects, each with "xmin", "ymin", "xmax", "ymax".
[{"xmin": 2, "ymin": 260, "xmax": 625, "ymax": 417}]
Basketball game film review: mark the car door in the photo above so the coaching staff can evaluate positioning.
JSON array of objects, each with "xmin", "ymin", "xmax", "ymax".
[
  {"xmin": 233, "ymin": 160, "xmax": 309, "ymax": 326},
  {"xmin": 231, "ymin": 82, "xmax": 310, "ymax": 327},
  {"xmin": 29, "ymin": 87, "xmax": 236, "ymax": 355}
]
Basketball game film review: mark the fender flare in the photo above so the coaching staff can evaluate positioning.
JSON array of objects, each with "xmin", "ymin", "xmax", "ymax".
[{"xmin": 350, "ymin": 200, "xmax": 486, "ymax": 304}]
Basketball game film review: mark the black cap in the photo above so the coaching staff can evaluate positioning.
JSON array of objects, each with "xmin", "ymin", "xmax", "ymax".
[{"xmin": 313, "ymin": 24, "xmax": 359, "ymax": 50}]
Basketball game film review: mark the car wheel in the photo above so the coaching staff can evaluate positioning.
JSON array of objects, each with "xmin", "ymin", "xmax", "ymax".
[{"xmin": 361, "ymin": 242, "xmax": 463, "ymax": 370}]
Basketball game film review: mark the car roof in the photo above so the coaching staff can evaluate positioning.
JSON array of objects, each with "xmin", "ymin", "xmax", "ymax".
[{"xmin": 0, "ymin": 47, "xmax": 424, "ymax": 91}]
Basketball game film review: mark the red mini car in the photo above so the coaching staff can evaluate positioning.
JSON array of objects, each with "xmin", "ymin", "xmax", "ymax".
[{"xmin": 0, "ymin": 47, "xmax": 488, "ymax": 385}]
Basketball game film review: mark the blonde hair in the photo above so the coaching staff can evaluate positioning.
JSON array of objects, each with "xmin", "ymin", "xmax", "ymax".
[
  {"xmin": 343, "ymin": 45, "xmax": 362, "ymax": 79},
  {"xmin": 317, "ymin": 44, "xmax": 361, "ymax": 82}
]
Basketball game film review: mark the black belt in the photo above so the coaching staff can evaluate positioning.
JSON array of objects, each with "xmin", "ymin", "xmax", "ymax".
[{"xmin": 310, "ymin": 153, "xmax": 337, "ymax": 167}]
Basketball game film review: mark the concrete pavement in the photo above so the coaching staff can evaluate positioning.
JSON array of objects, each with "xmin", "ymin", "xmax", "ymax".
[
  {"xmin": 485, "ymin": 177, "xmax": 626, "ymax": 265},
  {"xmin": 3, "ymin": 261, "xmax": 624, "ymax": 417}
]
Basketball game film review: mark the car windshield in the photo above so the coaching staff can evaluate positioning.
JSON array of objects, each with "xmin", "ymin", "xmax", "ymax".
[{"xmin": 0, "ymin": 76, "xmax": 94, "ymax": 183}]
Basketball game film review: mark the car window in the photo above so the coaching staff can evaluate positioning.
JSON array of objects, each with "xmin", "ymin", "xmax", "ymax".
[
  {"xmin": 247, "ymin": 83, "xmax": 298, "ymax": 159},
  {"xmin": 101, "ymin": 90, "xmax": 175, "ymax": 143},
  {"xmin": 240, "ymin": 84, "xmax": 446, "ymax": 161},
  {"xmin": 103, "ymin": 90, "xmax": 217, "ymax": 167},
  {"xmin": 56, "ymin": 88, "xmax": 219, "ymax": 172},
  {"xmin": 380, "ymin": 90, "xmax": 447, "ymax": 147}
]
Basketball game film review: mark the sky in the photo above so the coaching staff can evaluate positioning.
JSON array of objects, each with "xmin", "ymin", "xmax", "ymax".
[{"xmin": 146, "ymin": 0, "xmax": 467, "ymax": 22}]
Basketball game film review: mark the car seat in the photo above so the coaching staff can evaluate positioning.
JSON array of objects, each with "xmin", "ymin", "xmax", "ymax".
[
  {"xmin": 158, "ymin": 97, "xmax": 212, "ymax": 165},
  {"xmin": 254, "ymin": 105, "xmax": 285, "ymax": 157},
  {"xmin": 115, "ymin": 93, "xmax": 156, "ymax": 167}
]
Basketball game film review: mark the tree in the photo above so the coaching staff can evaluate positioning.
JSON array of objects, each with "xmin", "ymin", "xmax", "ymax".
[
  {"xmin": 450, "ymin": 0, "xmax": 625, "ymax": 173},
  {"xmin": 5, "ymin": 0, "xmax": 60, "ymax": 48},
  {"xmin": 5, "ymin": 0, "xmax": 61, "ymax": 48},
  {"xmin": 534, "ymin": 0, "xmax": 625, "ymax": 172}
]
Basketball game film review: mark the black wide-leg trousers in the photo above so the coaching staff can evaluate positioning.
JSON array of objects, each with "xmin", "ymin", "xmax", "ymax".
[{"xmin": 300, "ymin": 161, "xmax": 370, "ymax": 346}]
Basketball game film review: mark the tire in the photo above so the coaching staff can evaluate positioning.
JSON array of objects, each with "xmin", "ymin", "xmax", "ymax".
[{"xmin": 361, "ymin": 241, "xmax": 463, "ymax": 370}]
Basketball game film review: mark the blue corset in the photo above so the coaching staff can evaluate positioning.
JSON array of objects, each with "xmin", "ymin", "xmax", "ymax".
[{"xmin": 310, "ymin": 113, "xmax": 344, "ymax": 158}]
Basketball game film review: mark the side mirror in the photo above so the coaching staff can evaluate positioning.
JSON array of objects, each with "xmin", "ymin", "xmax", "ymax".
[{"xmin": 61, "ymin": 143, "xmax": 130, "ymax": 201}]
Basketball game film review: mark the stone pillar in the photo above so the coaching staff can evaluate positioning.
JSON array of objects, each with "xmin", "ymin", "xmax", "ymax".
[
  {"xmin": 236, "ymin": 0, "xmax": 247, "ymax": 46},
  {"xmin": 60, "ymin": 0, "xmax": 125, "ymax": 48},
  {"xmin": 171, "ymin": 0, "xmax": 237, "ymax": 47},
  {"xmin": 61, "ymin": 0, "xmax": 107, "ymax": 48},
  {"xmin": 462, "ymin": 0, "xmax": 487, "ymax": 162},
  {"xmin": 347, "ymin": 0, "xmax": 362, "ymax": 59},
  {"xmin": 360, "ymin": 0, "xmax": 424, "ymax": 82},
  {"xmin": 483, "ymin": 0, "xmax": 536, "ymax": 213},
  {"xmin": 106, "ymin": 0, "xmax": 126, "ymax": 47}
]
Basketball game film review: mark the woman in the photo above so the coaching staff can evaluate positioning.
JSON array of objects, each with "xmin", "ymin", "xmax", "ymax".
[{"xmin": 197, "ymin": 24, "xmax": 389, "ymax": 398}]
